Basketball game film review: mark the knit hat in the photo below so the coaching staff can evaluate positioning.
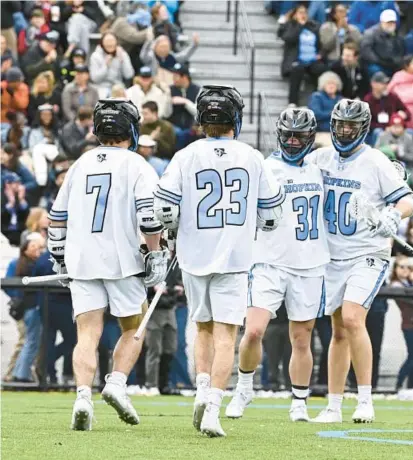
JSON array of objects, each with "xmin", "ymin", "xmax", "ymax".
[{"xmin": 6, "ymin": 67, "xmax": 23, "ymax": 83}]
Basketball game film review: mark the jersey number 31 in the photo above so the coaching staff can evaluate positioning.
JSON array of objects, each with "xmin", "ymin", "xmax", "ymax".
[{"xmin": 196, "ymin": 168, "xmax": 249, "ymax": 229}]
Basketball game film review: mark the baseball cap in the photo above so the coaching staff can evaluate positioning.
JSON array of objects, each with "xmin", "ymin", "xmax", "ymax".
[
  {"xmin": 74, "ymin": 64, "xmax": 89, "ymax": 73},
  {"xmin": 139, "ymin": 66, "xmax": 153, "ymax": 78},
  {"xmin": 72, "ymin": 47, "xmax": 87, "ymax": 59},
  {"xmin": 6, "ymin": 67, "xmax": 23, "ymax": 83},
  {"xmin": 172, "ymin": 63, "xmax": 190, "ymax": 76},
  {"xmin": 138, "ymin": 135, "xmax": 156, "ymax": 147},
  {"xmin": 39, "ymin": 30, "xmax": 59, "ymax": 44},
  {"xmin": 389, "ymin": 113, "xmax": 405, "ymax": 126},
  {"xmin": 371, "ymin": 71, "xmax": 390, "ymax": 84},
  {"xmin": 380, "ymin": 9, "xmax": 397, "ymax": 23}
]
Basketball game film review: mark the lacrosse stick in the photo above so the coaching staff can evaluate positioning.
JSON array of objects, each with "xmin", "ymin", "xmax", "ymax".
[
  {"xmin": 349, "ymin": 192, "xmax": 413, "ymax": 255},
  {"xmin": 22, "ymin": 274, "xmax": 70, "ymax": 285},
  {"xmin": 134, "ymin": 255, "xmax": 179, "ymax": 340},
  {"xmin": 391, "ymin": 160, "xmax": 410, "ymax": 183}
]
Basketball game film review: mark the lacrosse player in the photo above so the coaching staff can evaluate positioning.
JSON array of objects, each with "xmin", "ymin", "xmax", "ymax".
[
  {"xmin": 154, "ymin": 85, "xmax": 285, "ymax": 437},
  {"xmin": 309, "ymin": 99, "xmax": 413, "ymax": 423},
  {"xmin": 48, "ymin": 99, "xmax": 168, "ymax": 431},
  {"xmin": 226, "ymin": 108, "xmax": 330, "ymax": 422}
]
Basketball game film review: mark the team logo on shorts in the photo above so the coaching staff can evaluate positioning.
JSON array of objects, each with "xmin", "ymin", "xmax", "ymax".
[
  {"xmin": 366, "ymin": 258, "xmax": 375, "ymax": 267},
  {"xmin": 214, "ymin": 148, "xmax": 227, "ymax": 157},
  {"xmin": 97, "ymin": 153, "xmax": 107, "ymax": 163}
]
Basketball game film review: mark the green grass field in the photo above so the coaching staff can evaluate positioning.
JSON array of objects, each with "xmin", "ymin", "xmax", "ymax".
[{"xmin": 2, "ymin": 392, "xmax": 413, "ymax": 460}]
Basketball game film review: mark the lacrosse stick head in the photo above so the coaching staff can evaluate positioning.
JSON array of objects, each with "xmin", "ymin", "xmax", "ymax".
[
  {"xmin": 391, "ymin": 160, "xmax": 410, "ymax": 182},
  {"xmin": 349, "ymin": 192, "xmax": 381, "ymax": 226}
]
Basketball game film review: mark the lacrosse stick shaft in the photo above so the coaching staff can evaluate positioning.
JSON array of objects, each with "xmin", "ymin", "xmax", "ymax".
[
  {"xmin": 391, "ymin": 234, "xmax": 413, "ymax": 255},
  {"xmin": 22, "ymin": 274, "xmax": 70, "ymax": 285},
  {"xmin": 134, "ymin": 256, "xmax": 178, "ymax": 340}
]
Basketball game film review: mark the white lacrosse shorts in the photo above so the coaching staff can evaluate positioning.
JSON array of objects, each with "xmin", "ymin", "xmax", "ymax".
[
  {"xmin": 248, "ymin": 263, "xmax": 326, "ymax": 322},
  {"xmin": 325, "ymin": 255, "xmax": 389, "ymax": 315},
  {"xmin": 70, "ymin": 276, "xmax": 147, "ymax": 318},
  {"xmin": 182, "ymin": 271, "xmax": 248, "ymax": 326}
]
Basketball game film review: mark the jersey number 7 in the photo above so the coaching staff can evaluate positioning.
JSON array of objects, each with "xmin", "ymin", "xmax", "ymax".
[
  {"xmin": 196, "ymin": 168, "xmax": 249, "ymax": 229},
  {"xmin": 86, "ymin": 173, "xmax": 112, "ymax": 233}
]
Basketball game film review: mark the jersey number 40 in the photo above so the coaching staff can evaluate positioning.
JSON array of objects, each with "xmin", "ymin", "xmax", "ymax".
[
  {"xmin": 196, "ymin": 168, "xmax": 249, "ymax": 229},
  {"xmin": 324, "ymin": 190, "xmax": 357, "ymax": 236}
]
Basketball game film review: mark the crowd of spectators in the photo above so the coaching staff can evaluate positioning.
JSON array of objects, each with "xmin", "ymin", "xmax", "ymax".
[{"xmin": 1, "ymin": 0, "xmax": 198, "ymax": 392}]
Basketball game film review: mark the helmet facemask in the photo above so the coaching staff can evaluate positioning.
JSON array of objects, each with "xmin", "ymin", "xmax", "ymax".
[{"xmin": 331, "ymin": 118, "xmax": 369, "ymax": 156}]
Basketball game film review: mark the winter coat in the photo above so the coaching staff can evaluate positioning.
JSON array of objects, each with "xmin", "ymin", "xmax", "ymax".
[
  {"xmin": 330, "ymin": 60, "xmax": 370, "ymax": 100},
  {"xmin": 21, "ymin": 43, "xmax": 61, "ymax": 86},
  {"xmin": 388, "ymin": 70, "xmax": 413, "ymax": 129},
  {"xmin": 319, "ymin": 22, "xmax": 362, "ymax": 62},
  {"xmin": 27, "ymin": 89, "xmax": 62, "ymax": 124},
  {"xmin": 375, "ymin": 131, "xmax": 413, "ymax": 169},
  {"xmin": 0, "ymin": 81, "xmax": 29, "ymax": 122},
  {"xmin": 348, "ymin": 1, "xmax": 399, "ymax": 33},
  {"xmin": 308, "ymin": 90, "xmax": 343, "ymax": 132},
  {"xmin": 89, "ymin": 45, "xmax": 134, "ymax": 91},
  {"xmin": 140, "ymin": 119, "xmax": 176, "ymax": 159},
  {"xmin": 126, "ymin": 82, "xmax": 172, "ymax": 119},
  {"xmin": 109, "ymin": 17, "xmax": 150, "ymax": 53},
  {"xmin": 61, "ymin": 81, "xmax": 99, "ymax": 122},
  {"xmin": 363, "ymin": 92, "xmax": 411, "ymax": 130},
  {"xmin": 360, "ymin": 24, "xmax": 405, "ymax": 74},
  {"xmin": 60, "ymin": 120, "xmax": 99, "ymax": 160},
  {"xmin": 277, "ymin": 19, "xmax": 321, "ymax": 77}
]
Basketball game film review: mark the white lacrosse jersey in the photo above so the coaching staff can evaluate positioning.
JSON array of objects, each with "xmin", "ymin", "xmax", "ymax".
[
  {"xmin": 309, "ymin": 144, "xmax": 412, "ymax": 260},
  {"xmin": 254, "ymin": 153, "xmax": 330, "ymax": 273},
  {"xmin": 49, "ymin": 146, "xmax": 159, "ymax": 280},
  {"xmin": 155, "ymin": 138, "xmax": 285, "ymax": 276}
]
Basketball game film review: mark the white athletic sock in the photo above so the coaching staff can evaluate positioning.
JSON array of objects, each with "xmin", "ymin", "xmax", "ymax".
[
  {"xmin": 237, "ymin": 369, "xmax": 254, "ymax": 391},
  {"xmin": 196, "ymin": 373, "xmax": 211, "ymax": 389},
  {"xmin": 292, "ymin": 386, "xmax": 309, "ymax": 400},
  {"xmin": 327, "ymin": 393, "xmax": 343, "ymax": 411},
  {"xmin": 77, "ymin": 385, "xmax": 92, "ymax": 399},
  {"xmin": 357, "ymin": 385, "xmax": 372, "ymax": 404},
  {"xmin": 208, "ymin": 387, "xmax": 224, "ymax": 409},
  {"xmin": 109, "ymin": 371, "xmax": 128, "ymax": 386}
]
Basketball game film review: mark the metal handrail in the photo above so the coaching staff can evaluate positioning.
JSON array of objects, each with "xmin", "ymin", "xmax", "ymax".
[
  {"xmin": 233, "ymin": 0, "xmax": 255, "ymax": 124},
  {"xmin": 257, "ymin": 92, "xmax": 278, "ymax": 156},
  {"xmin": 226, "ymin": 0, "xmax": 231, "ymax": 22}
]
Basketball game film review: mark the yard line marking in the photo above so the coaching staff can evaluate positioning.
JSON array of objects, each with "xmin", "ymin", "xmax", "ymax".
[{"xmin": 317, "ymin": 429, "xmax": 413, "ymax": 445}]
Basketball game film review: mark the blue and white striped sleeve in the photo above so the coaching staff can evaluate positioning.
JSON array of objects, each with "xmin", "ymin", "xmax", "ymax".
[
  {"xmin": 257, "ymin": 161, "xmax": 286, "ymax": 209},
  {"xmin": 154, "ymin": 157, "xmax": 182, "ymax": 205}
]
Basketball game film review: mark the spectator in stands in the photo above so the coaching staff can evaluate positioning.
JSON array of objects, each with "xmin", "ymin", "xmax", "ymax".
[
  {"xmin": 0, "ymin": 67, "xmax": 29, "ymax": 139},
  {"xmin": 141, "ymin": 101, "xmax": 176, "ymax": 159},
  {"xmin": 109, "ymin": 6, "xmax": 152, "ymax": 69},
  {"xmin": 1, "ymin": 172, "xmax": 31, "ymax": 247},
  {"xmin": 27, "ymin": 71, "xmax": 61, "ymax": 124},
  {"xmin": 277, "ymin": 4, "xmax": 325, "ymax": 107},
  {"xmin": 1, "ymin": 34, "xmax": 16, "ymax": 80},
  {"xmin": 21, "ymin": 30, "xmax": 61, "ymax": 86},
  {"xmin": 391, "ymin": 256, "xmax": 413, "ymax": 390},
  {"xmin": 1, "ymin": 143, "xmax": 37, "ymax": 206},
  {"xmin": 375, "ymin": 114, "xmax": 413, "ymax": 169},
  {"xmin": 17, "ymin": 7, "xmax": 50, "ymax": 57},
  {"xmin": 309, "ymin": 71, "xmax": 343, "ymax": 133},
  {"xmin": 348, "ymin": 1, "xmax": 399, "ymax": 33},
  {"xmin": 111, "ymin": 83, "xmax": 127, "ymax": 98},
  {"xmin": 61, "ymin": 64, "xmax": 99, "ymax": 122},
  {"xmin": 20, "ymin": 207, "xmax": 49, "ymax": 246},
  {"xmin": 59, "ymin": 47, "xmax": 87, "ymax": 87},
  {"xmin": 2, "ymin": 112, "xmax": 30, "ymax": 151},
  {"xmin": 60, "ymin": 106, "xmax": 98, "ymax": 160},
  {"xmin": 393, "ymin": 219, "xmax": 413, "ymax": 257},
  {"xmin": 364, "ymin": 71, "xmax": 410, "ymax": 144},
  {"xmin": 140, "ymin": 33, "xmax": 199, "ymax": 86},
  {"xmin": 319, "ymin": 4, "xmax": 362, "ymax": 64},
  {"xmin": 405, "ymin": 30, "xmax": 413, "ymax": 55},
  {"xmin": 89, "ymin": 32, "xmax": 135, "ymax": 98},
  {"xmin": 126, "ymin": 66, "xmax": 172, "ymax": 119},
  {"xmin": 169, "ymin": 63, "xmax": 201, "ymax": 149},
  {"xmin": 28, "ymin": 104, "xmax": 60, "ymax": 152},
  {"xmin": 360, "ymin": 9, "xmax": 405, "ymax": 78},
  {"xmin": 66, "ymin": 0, "xmax": 115, "ymax": 55},
  {"xmin": 388, "ymin": 55, "xmax": 413, "ymax": 129},
  {"xmin": 6, "ymin": 233, "xmax": 44, "ymax": 382},
  {"xmin": 1, "ymin": 1, "xmax": 21, "ymax": 57},
  {"xmin": 44, "ymin": 166, "xmax": 68, "ymax": 212},
  {"xmin": 330, "ymin": 42, "xmax": 370, "ymax": 100},
  {"xmin": 151, "ymin": 3, "xmax": 180, "ymax": 51},
  {"xmin": 137, "ymin": 134, "xmax": 169, "ymax": 177}
]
